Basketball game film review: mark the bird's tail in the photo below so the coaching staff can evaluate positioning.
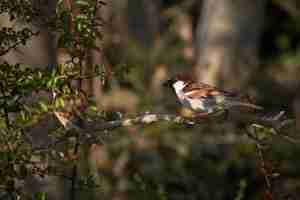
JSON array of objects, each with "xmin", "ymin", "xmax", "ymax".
[{"xmin": 225, "ymin": 101, "xmax": 263, "ymax": 110}]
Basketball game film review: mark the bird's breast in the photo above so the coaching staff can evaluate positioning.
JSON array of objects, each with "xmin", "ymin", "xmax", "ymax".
[
  {"xmin": 181, "ymin": 97, "xmax": 209, "ymax": 112},
  {"xmin": 174, "ymin": 89, "xmax": 213, "ymax": 113}
]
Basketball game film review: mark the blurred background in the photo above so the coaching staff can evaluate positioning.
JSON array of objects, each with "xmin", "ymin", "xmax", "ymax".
[
  {"xmin": 96, "ymin": 0, "xmax": 300, "ymax": 119},
  {"xmin": 1, "ymin": 0, "xmax": 300, "ymax": 199}
]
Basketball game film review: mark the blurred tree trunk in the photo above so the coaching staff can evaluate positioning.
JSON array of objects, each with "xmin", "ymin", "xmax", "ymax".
[
  {"xmin": 84, "ymin": 6, "xmax": 110, "ymax": 108},
  {"xmin": 195, "ymin": 0, "xmax": 266, "ymax": 90},
  {"xmin": 127, "ymin": 0, "xmax": 161, "ymax": 48}
]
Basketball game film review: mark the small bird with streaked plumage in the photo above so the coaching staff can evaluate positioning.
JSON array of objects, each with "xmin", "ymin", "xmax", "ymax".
[{"xmin": 163, "ymin": 74, "xmax": 263, "ymax": 118}]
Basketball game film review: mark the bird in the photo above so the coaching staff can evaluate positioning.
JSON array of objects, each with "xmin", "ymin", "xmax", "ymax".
[{"xmin": 163, "ymin": 74, "xmax": 263, "ymax": 118}]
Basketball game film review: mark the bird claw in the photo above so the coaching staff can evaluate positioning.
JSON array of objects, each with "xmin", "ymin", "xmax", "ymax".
[{"xmin": 183, "ymin": 121, "xmax": 196, "ymax": 128}]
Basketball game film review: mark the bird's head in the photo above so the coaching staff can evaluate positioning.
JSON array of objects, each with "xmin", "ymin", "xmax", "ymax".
[
  {"xmin": 163, "ymin": 74, "xmax": 194, "ymax": 89},
  {"xmin": 163, "ymin": 77, "xmax": 177, "ymax": 88}
]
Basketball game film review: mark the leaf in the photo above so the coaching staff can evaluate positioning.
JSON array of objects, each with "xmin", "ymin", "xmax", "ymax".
[
  {"xmin": 46, "ymin": 79, "xmax": 53, "ymax": 88},
  {"xmin": 55, "ymin": 97, "xmax": 65, "ymax": 108},
  {"xmin": 39, "ymin": 102, "xmax": 48, "ymax": 112},
  {"xmin": 20, "ymin": 110, "xmax": 26, "ymax": 121},
  {"xmin": 76, "ymin": 0, "xmax": 90, "ymax": 6},
  {"xmin": 35, "ymin": 192, "xmax": 47, "ymax": 200}
]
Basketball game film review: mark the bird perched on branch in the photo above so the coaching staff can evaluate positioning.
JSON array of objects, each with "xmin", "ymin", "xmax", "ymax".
[{"xmin": 163, "ymin": 74, "xmax": 263, "ymax": 118}]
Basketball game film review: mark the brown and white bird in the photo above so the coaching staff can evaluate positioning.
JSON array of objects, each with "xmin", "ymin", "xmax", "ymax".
[{"xmin": 164, "ymin": 74, "xmax": 262, "ymax": 117}]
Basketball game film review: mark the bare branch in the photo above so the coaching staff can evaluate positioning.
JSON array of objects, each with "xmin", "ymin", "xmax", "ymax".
[
  {"xmin": 54, "ymin": 110, "xmax": 292, "ymax": 133},
  {"xmin": 84, "ymin": 113, "xmax": 196, "ymax": 131},
  {"xmin": 28, "ymin": 110, "xmax": 296, "ymax": 152}
]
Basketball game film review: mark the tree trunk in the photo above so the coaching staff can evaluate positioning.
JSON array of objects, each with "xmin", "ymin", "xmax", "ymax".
[
  {"xmin": 195, "ymin": 0, "xmax": 266, "ymax": 90},
  {"xmin": 127, "ymin": 0, "xmax": 161, "ymax": 48}
]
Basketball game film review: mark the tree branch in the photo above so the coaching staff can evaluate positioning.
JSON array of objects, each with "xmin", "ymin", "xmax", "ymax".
[
  {"xmin": 54, "ymin": 110, "xmax": 292, "ymax": 133},
  {"xmin": 28, "ymin": 110, "xmax": 296, "ymax": 152},
  {"xmin": 84, "ymin": 113, "xmax": 196, "ymax": 131}
]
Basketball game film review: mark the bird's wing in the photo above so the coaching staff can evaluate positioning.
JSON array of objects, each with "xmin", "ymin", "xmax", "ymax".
[
  {"xmin": 183, "ymin": 82, "xmax": 238, "ymax": 99},
  {"xmin": 183, "ymin": 82, "xmax": 262, "ymax": 110}
]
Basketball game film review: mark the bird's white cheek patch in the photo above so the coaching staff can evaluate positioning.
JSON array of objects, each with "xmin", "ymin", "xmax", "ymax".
[{"xmin": 173, "ymin": 81, "xmax": 186, "ymax": 91}]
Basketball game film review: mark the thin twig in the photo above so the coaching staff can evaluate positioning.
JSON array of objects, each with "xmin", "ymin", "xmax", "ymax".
[
  {"xmin": 255, "ymin": 143, "xmax": 272, "ymax": 190},
  {"xmin": 70, "ymin": 134, "xmax": 79, "ymax": 200}
]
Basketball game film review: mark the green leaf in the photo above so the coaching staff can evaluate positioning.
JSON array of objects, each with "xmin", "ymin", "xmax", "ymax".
[
  {"xmin": 76, "ymin": 0, "xmax": 90, "ymax": 6},
  {"xmin": 39, "ymin": 102, "xmax": 48, "ymax": 112},
  {"xmin": 35, "ymin": 192, "xmax": 47, "ymax": 200}
]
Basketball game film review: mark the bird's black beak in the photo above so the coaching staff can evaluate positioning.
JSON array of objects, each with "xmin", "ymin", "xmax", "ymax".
[{"xmin": 163, "ymin": 78, "xmax": 176, "ymax": 88}]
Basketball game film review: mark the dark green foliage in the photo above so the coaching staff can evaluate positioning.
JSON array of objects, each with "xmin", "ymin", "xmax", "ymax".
[{"xmin": 0, "ymin": 0, "xmax": 105, "ymax": 199}]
